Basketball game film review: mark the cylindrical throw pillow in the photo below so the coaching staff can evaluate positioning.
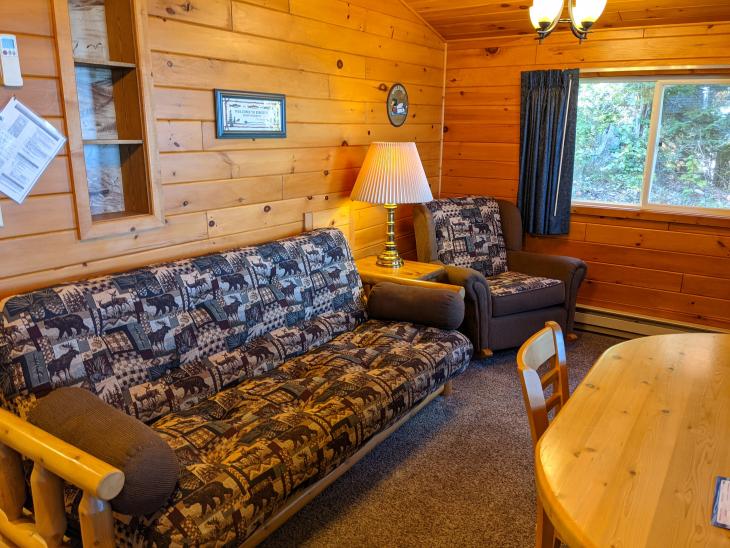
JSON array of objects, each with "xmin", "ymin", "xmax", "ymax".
[
  {"xmin": 28, "ymin": 387, "xmax": 179, "ymax": 516},
  {"xmin": 367, "ymin": 282, "xmax": 465, "ymax": 330}
]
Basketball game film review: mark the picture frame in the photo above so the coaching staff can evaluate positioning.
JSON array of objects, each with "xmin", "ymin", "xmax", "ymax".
[
  {"xmin": 214, "ymin": 89, "xmax": 286, "ymax": 139},
  {"xmin": 386, "ymin": 83, "xmax": 409, "ymax": 127}
]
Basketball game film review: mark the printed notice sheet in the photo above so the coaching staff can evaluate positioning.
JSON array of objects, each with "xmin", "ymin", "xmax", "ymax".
[
  {"xmin": 0, "ymin": 97, "xmax": 66, "ymax": 203},
  {"xmin": 713, "ymin": 476, "xmax": 730, "ymax": 530}
]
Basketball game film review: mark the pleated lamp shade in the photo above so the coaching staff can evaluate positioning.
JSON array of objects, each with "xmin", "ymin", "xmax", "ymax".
[{"xmin": 350, "ymin": 142, "xmax": 433, "ymax": 204}]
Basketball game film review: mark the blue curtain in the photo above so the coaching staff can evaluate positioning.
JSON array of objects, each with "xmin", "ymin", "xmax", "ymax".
[{"xmin": 517, "ymin": 69, "xmax": 580, "ymax": 235}]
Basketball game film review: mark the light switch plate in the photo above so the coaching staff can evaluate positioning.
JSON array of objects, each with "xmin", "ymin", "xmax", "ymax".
[{"xmin": 0, "ymin": 204, "xmax": 4, "ymax": 227}]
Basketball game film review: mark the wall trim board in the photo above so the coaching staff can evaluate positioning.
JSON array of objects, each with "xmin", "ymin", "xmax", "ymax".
[
  {"xmin": 580, "ymin": 64, "xmax": 730, "ymax": 74},
  {"xmin": 575, "ymin": 305, "xmax": 730, "ymax": 339},
  {"xmin": 437, "ymin": 42, "xmax": 448, "ymax": 198}
]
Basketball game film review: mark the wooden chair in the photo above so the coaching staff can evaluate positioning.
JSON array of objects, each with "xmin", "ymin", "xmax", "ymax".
[{"xmin": 517, "ymin": 320, "xmax": 570, "ymax": 548}]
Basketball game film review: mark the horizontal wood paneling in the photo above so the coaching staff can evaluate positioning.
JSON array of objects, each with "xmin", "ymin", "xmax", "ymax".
[
  {"xmin": 0, "ymin": 0, "xmax": 53, "ymax": 36},
  {"xmin": 442, "ymin": 22, "xmax": 730, "ymax": 330},
  {"xmin": 0, "ymin": 77, "xmax": 62, "ymax": 117},
  {"xmin": 0, "ymin": 0, "xmax": 445, "ymax": 296},
  {"xmin": 403, "ymin": 0, "xmax": 730, "ymax": 39},
  {"xmin": 9, "ymin": 1, "xmax": 727, "ymax": 333}
]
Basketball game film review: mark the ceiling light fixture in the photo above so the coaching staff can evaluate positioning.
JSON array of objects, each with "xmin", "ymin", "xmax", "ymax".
[{"xmin": 529, "ymin": 0, "xmax": 607, "ymax": 42}]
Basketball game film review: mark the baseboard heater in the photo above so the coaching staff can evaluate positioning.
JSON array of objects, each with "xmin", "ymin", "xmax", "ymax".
[{"xmin": 574, "ymin": 304, "xmax": 729, "ymax": 339}]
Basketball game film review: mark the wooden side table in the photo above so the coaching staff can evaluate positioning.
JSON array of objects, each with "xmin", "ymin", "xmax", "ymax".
[{"xmin": 355, "ymin": 256, "xmax": 464, "ymax": 297}]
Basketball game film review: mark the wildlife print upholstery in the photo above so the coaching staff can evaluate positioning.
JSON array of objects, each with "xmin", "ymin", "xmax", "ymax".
[
  {"xmin": 1, "ymin": 228, "xmax": 473, "ymax": 546},
  {"xmin": 487, "ymin": 271, "xmax": 563, "ymax": 297},
  {"xmin": 425, "ymin": 197, "xmax": 508, "ymax": 277},
  {"xmin": 70, "ymin": 319, "xmax": 472, "ymax": 546},
  {"xmin": 0, "ymin": 228, "xmax": 364, "ymax": 420}
]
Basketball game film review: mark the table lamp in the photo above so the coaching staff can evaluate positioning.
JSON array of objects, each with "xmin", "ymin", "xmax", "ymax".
[{"xmin": 350, "ymin": 142, "xmax": 433, "ymax": 268}]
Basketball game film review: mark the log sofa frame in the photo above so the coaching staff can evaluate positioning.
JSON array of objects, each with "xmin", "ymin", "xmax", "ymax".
[
  {"xmin": 0, "ymin": 278, "xmax": 462, "ymax": 548},
  {"xmin": 0, "ymin": 408, "xmax": 124, "ymax": 547}
]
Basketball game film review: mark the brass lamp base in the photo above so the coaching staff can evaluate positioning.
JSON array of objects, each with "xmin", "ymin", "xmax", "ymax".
[
  {"xmin": 376, "ymin": 249, "xmax": 404, "ymax": 268},
  {"xmin": 376, "ymin": 203, "xmax": 404, "ymax": 268}
]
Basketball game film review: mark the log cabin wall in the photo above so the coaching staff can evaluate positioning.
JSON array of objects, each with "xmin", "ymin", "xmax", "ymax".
[
  {"xmin": 443, "ymin": 23, "xmax": 730, "ymax": 330},
  {"xmin": 0, "ymin": 0, "xmax": 445, "ymax": 297}
]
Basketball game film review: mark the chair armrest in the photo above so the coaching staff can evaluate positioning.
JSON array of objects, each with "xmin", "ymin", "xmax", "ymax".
[
  {"xmin": 441, "ymin": 265, "xmax": 488, "ymax": 292},
  {"xmin": 439, "ymin": 265, "xmax": 492, "ymax": 352},
  {"xmin": 507, "ymin": 251, "xmax": 586, "ymax": 287},
  {"xmin": 0, "ymin": 407, "xmax": 124, "ymax": 501}
]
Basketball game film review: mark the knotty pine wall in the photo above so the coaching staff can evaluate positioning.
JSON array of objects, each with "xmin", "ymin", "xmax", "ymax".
[
  {"xmin": 0, "ymin": 0, "xmax": 445, "ymax": 296},
  {"xmin": 443, "ymin": 23, "xmax": 730, "ymax": 330}
]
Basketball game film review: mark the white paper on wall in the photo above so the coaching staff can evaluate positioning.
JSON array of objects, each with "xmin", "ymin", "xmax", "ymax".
[{"xmin": 0, "ymin": 97, "xmax": 66, "ymax": 203}]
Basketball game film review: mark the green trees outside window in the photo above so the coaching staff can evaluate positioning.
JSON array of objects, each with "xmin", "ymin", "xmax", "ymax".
[{"xmin": 573, "ymin": 78, "xmax": 730, "ymax": 212}]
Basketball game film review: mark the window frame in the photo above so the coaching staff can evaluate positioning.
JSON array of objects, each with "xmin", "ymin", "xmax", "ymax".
[
  {"xmin": 52, "ymin": 0, "xmax": 164, "ymax": 240},
  {"xmin": 573, "ymin": 75, "xmax": 730, "ymax": 219}
]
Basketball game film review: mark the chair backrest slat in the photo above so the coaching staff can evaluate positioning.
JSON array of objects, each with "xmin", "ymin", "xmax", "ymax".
[
  {"xmin": 540, "ymin": 367, "xmax": 558, "ymax": 388},
  {"xmin": 516, "ymin": 321, "xmax": 570, "ymax": 447},
  {"xmin": 544, "ymin": 392, "xmax": 562, "ymax": 413}
]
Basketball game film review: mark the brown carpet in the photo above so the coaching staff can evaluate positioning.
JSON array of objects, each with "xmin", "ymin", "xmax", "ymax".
[{"xmin": 261, "ymin": 331, "xmax": 623, "ymax": 548}]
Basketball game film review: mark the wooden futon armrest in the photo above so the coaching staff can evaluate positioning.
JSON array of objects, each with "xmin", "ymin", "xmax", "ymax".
[{"xmin": 0, "ymin": 407, "xmax": 124, "ymax": 548}]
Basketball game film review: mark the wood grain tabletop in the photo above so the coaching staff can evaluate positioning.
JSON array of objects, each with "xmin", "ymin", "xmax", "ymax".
[{"xmin": 536, "ymin": 333, "xmax": 730, "ymax": 548}]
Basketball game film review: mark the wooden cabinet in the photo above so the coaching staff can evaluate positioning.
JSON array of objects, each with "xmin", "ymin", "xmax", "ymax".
[{"xmin": 53, "ymin": 0, "xmax": 162, "ymax": 239}]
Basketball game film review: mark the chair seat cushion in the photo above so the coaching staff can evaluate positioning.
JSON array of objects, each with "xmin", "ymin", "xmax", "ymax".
[
  {"xmin": 487, "ymin": 271, "xmax": 564, "ymax": 317},
  {"xmin": 63, "ymin": 319, "xmax": 472, "ymax": 546}
]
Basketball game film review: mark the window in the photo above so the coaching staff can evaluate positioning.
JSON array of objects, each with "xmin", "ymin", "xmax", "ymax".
[
  {"xmin": 572, "ymin": 78, "xmax": 730, "ymax": 215},
  {"xmin": 55, "ymin": 0, "xmax": 162, "ymax": 239}
]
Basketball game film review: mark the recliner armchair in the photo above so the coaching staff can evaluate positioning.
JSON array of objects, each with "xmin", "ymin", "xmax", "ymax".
[{"xmin": 414, "ymin": 196, "xmax": 587, "ymax": 356}]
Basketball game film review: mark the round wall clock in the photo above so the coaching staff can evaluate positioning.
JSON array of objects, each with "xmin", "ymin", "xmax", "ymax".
[{"xmin": 386, "ymin": 83, "xmax": 409, "ymax": 127}]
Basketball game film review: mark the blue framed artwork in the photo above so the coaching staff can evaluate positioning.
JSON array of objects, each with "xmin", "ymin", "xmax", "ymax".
[{"xmin": 214, "ymin": 90, "xmax": 286, "ymax": 139}]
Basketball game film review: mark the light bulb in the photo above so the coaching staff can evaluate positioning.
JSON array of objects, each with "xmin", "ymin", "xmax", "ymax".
[
  {"xmin": 572, "ymin": 0, "xmax": 606, "ymax": 28},
  {"xmin": 530, "ymin": 0, "xmax": 564, "ymax": 29}
]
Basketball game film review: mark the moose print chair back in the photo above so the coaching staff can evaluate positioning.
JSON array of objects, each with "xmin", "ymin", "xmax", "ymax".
[
  {"xmin": 0, "ymin": 228, "xmax": 365, "ymax": 422},
  {"xmin": 414, "ymin": 196, "xmax": 587, "ymax": 355}
]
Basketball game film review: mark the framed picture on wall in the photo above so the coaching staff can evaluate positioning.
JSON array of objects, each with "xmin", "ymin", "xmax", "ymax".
[
  {"xmin": 386, "ymin": 83, "xmax": 409, "ymax": 127},
  {"xmin": 214, "ymin": 90, "xmax": 287, "ymax": 139}
]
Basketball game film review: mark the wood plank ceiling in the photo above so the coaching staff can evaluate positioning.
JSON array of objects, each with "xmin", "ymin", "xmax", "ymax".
[{"xmin": 402, "ymin": 0, "xmax": 730, "ymax": 39}]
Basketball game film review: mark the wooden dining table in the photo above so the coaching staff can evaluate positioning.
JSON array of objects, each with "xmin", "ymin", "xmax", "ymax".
[{"xmin": 535, "ymin": 333, "xmax": 730, "ymax": 547}]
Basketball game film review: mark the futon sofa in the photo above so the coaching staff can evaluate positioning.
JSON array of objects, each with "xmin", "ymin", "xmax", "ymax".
[{"xmin": 0, "ymin": 228, "xmax": 472, "ymax": 546}]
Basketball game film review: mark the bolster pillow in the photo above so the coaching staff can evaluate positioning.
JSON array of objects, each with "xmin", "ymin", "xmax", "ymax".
[
  {"xmin": 367, "ymin": 282, "xmax": 465, "ymax": 330},
  {"xmin": 28, "ymin": 387, "xmax": 179, "ymax": 516}
]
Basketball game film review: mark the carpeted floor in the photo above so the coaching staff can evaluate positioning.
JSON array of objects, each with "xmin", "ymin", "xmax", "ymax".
[{"xmin": 262, "ymin": 331, "xmax": 623, "ymax": 548}]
